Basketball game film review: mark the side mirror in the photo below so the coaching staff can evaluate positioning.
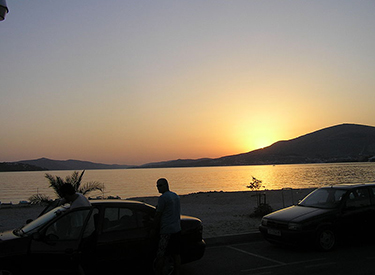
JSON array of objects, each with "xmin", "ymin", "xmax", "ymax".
[{"xmin": 0, "ymin": 0, "xmax": 9, "ymax": 21}]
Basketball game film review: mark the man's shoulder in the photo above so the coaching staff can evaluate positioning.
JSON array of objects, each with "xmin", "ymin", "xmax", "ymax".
[
  {"xmin": 74, "ymin": 193, "xmax": 91, "ymax": 206},
  {"xmin": 77, "ymin": 192, "xmax": 89, "ymax": 200},
  {"xmin": 159, "ymin": 191, "xmax": 179, "ymax": 202},
  {"xmin": 163, "ymin": 191, "xmax": 179, "ymax": 198}
]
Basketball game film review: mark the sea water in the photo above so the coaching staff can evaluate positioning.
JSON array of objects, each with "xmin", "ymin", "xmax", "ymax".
[{"xmin": 0, "ymin": 162, "xmax": 374, "ymax": 203}]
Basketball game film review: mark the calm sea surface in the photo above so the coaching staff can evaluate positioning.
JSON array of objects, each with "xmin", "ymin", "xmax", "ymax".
[{"xmin": 1, "ymin": 163, "xmax": 375, "ymax": 203}]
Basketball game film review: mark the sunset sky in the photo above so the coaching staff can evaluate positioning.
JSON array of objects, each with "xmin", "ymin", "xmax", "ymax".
[{"xmin": 1, "ymin": 1, "xmax": 375, "ymax": 165}]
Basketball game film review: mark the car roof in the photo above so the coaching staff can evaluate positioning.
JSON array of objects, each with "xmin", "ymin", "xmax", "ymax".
[
  {"xmin": 90, "ymin": 199, "xmax": 155, "ymax": 208},
  {"xmin": 321, "ymin": 182, "xmax": 375, "ymax": 190}
]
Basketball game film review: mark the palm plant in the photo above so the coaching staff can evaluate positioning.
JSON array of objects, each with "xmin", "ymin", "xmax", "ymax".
[{"xmin": 29, "ymin": 170, "xmax": 105, "ymax": 205}]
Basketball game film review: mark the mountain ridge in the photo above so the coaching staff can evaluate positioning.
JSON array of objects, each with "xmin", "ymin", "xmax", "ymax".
[
  {"xmin": 139, "ymin": 123, "xmax": 375, "ymax": 168},
  {"xmin": 16, "ymin": 158, "xmax": 131, "ymax": 171},
  {"xmin": 4, "ymin": 123, "xmax": 375, "ymax": 171}
]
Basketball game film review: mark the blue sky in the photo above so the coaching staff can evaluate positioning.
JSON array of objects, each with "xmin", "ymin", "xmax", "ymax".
[{"xmin": 1, "ymin": 1, "xmax": 375, "ymax": 165}]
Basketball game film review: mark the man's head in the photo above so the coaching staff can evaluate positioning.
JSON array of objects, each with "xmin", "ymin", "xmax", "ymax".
[
  {"xmin": 60, "ymin": 183, "xmax": 76, "ymax": 202},
  {"xmin": 156, "ymin": 178, "xmax": 169, "ymax": 194}
]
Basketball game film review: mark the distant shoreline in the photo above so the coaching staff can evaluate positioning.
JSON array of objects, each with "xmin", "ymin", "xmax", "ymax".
[{"xmin": 1, "ymin": 159, "xmax": 374, "ymax": 172}]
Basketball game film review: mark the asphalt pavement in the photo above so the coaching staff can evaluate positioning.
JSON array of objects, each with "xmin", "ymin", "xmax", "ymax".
[{"xmin": 180, "ymin": 231, "xmax": 375, "ymax": 275}]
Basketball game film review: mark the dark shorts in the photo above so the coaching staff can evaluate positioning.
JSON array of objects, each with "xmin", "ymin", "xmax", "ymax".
[{"xmin": 157, "ymin": 231, "xmax": 181, "ymax": 257}]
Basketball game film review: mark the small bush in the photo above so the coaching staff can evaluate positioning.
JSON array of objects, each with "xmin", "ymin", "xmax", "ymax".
[{"xmin": 250, "ymin": 203, "xmax": 273, "ymax": 218}]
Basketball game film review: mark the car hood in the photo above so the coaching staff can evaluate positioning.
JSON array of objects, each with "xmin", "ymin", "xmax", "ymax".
[{"xmin": 264, "ymin": 205, "xmax": 331, "ymax": 223}]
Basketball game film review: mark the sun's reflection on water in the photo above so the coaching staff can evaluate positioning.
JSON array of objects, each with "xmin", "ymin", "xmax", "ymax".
[{"xmin": 0, "ymin": 163, "xmax": 374, "ymax": 203}]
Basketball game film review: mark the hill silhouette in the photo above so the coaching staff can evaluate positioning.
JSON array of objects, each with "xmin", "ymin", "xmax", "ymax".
[
  {"xmin": 140, "ymin": 123, "xmax": 375, "ymax": 168},
  {"xmin": 5, "ymin": 123, "xmax": 375, "ymax": 171},
  {"xmin": 0, "ymin": 162, "xmax": 48, "ymax": 172},
  {"xmin": 17, "ymin": 158, "xmax": 130, "ymax": 171}
]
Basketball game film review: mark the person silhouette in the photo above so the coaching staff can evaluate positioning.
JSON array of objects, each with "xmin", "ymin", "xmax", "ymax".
[{"xmin": 154, "ymin": 178, "xmax": 181, "ymax": 275}]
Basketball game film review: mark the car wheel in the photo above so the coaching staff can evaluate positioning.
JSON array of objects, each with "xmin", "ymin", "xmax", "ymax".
[
  {"xmin": 153, "ymin": 256, "xmax": 174, "ymax": 275},
  {"xmin": 315, "ymin": 228, "xmax": 335, "ymax": 251}
]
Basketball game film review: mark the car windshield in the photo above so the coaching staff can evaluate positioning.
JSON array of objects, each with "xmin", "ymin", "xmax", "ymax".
[
  {"xmin": 15, "ymin": 205, "xmax": 70, "ymax": 236},
  {"xmin": 298, "ymin": 188, "xmax": 347, "ymax": 209}
]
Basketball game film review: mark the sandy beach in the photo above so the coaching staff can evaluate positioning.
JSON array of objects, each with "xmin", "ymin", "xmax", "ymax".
[{"xmin": 0, "ymin": 188, "xmax": 315, "ymax": 238}]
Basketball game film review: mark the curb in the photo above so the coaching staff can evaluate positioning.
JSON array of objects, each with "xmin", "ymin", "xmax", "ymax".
[{"xmin": 205, "ymin": 230, "xmax": 262, "ymax": 247}]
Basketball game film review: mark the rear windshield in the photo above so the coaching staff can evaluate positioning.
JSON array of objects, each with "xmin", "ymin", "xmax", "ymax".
[{"xmin": 299, "ymin": 188, "xmax": 347, "ymax": 209}]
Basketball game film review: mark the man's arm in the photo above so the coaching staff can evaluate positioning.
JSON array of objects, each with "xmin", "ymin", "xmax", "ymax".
[
  {"xmin": 154, "ymin": 210, "xmax": 162, "ymax": 223},
  {"xmin": 154, "ymin": 196, "xmax": 165, "ymax": 228}
]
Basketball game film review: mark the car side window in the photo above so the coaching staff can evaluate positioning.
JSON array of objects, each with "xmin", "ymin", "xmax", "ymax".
[
  {"xmin": 345, "ymin": 188, "xmax": 371, "ymax": 209},
  {"xmin": 102, "ymin": 207, "xmax": 153, "ymax": 233},
  {"xmin": 45, "ymin": 209, "xmax": 91, "ymax": 240}
]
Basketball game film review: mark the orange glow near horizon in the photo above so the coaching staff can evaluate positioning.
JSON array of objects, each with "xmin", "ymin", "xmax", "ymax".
[
  {"xmin": 254, "ymin": 138, "xmax": 274, "ymax": 150},
  {"xmin": 232, "ymin": 118, "xmax": 284, "ymax": 153}
]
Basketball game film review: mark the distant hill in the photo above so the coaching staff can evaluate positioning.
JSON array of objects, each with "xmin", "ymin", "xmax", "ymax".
[
  {"xmin": 16, "ymin": 158, "xmax": 131, "ymax": 171},
  {"xmin": 0, "ymin": 162, "xmax": 48, "ymax": 172},
  {"xmin": 140, "ymin": 123, "xmax": 375, "ymax": 168},
  {"xmin": 4, "ymin": 123, "xmax": 375, "ymax": 172}
]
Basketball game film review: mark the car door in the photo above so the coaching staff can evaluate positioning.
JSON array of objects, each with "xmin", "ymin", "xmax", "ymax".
[
  {"xmin": 367, "ymin": 186, "xmax": 375, "ymax": 229},
  {"xmin": 339, "ymin": 187, "xmax": 373, "ymax": 237},
  {"xmin": 95, "ymin": 205, "xmax": 157, "ymax": 271},
  {"xmin": 28, "ymin": 207, "xmax": 96, "ymax": 274}
]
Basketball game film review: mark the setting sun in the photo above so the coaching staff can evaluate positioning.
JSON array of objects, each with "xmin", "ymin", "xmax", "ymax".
[
  {"xmin": 254, "ymin": 138, "xmax": 274, "ymax": 150},
  {"xmin": 234, "ymin": 118, "xmax": 283, "ymax": 153}
]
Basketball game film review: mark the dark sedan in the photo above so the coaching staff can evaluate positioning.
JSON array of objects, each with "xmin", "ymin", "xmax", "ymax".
[
  {"xmin": 259, "ymin": 183, "xmax": 375, "ymax": 251},
  {"xmin": 0, "ymin": 200, "xmax": 205, "ymax": 274}
]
